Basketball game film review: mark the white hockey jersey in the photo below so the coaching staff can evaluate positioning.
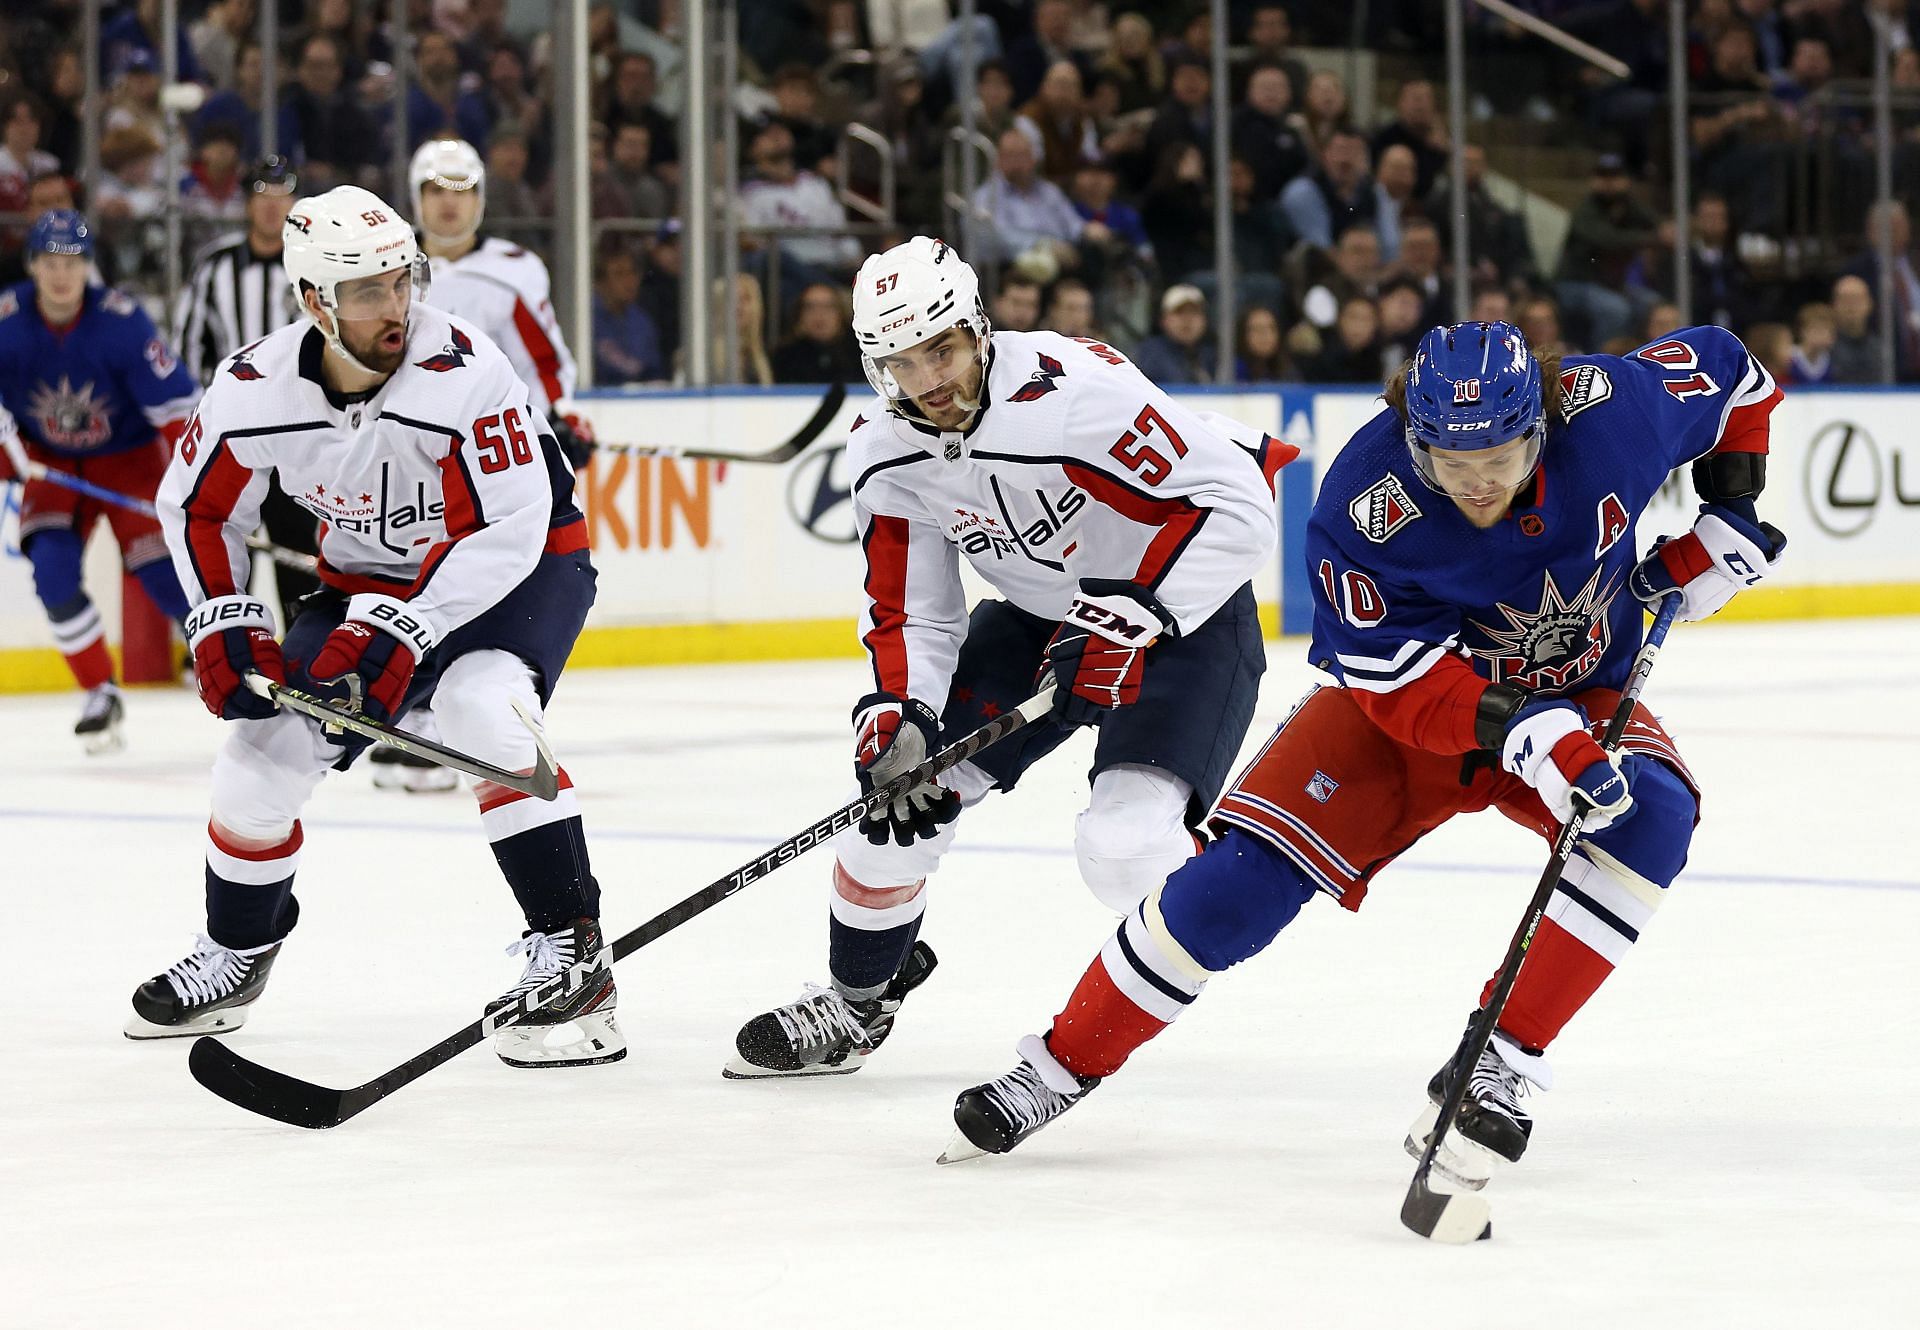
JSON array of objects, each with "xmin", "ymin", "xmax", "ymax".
[
  {"xmin": 424, "ymin": 236, "xmax": 576, "ymax": 413},
  {"xmin": 158, "ymin": 305, "xmax": 586, "ymax": 642},
  {"xmin": 850, "ymin": 329, "xmax": 1293, "ymax": 710}
]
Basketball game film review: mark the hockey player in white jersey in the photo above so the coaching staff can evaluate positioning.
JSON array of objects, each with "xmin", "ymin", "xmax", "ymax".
[
  {"xmin": 368, "ymin": 137, "xmax": 591, "ymax": 792},
  {"xmin": 726, "ymin": 236, "xmax": 1295, "ymax": 1078},
  {"xmin": 125, "ymin": 186, "xmax": 621, "ymax": 1068}
]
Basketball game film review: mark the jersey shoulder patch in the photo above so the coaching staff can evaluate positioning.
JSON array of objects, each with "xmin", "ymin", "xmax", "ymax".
[
  {"xmin": 1009, "ymin": 352, "xmax": 1066, "ymax": 402},
  {"xmin": 414, "ymin": 323, "xmax": 478, "ymax": 373},
  {"xmin": 0, "ymin": 289, "xmax": 17, "ymax": 321},
  {"xmin": 1558, "ymin": 363, "xmax": 1613, "ymax": 418},
  {"xmin": 1347, "ymin": 472, "xmax": 1423, "ymax": 544},
  {"xmin": 99, "ymin": 288, "xmax": 140, "ymax": 317}
]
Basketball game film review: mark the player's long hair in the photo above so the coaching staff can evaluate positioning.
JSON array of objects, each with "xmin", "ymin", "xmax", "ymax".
[{"xmin": 1381, "ymin": 349, "xmax": 1567, "ymax": 428}]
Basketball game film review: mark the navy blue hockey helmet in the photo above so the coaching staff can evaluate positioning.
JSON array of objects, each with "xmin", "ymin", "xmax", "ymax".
[
  {"xmin": 26, "ymin": 208, "xmax": 94, "ymax": 261},
  {"xmin": 1403, "ymin": 320, "xmax": 1544, "ymax": 496}
]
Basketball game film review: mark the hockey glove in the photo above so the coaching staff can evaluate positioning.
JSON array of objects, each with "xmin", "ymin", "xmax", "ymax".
[
  {"xmin": 1500, "ymin": 697, "xmax": 1636, "ymax": 833},
  {"xmin": 185, "ymin": 595, "xmax": 284, "ymax": 721},
  {"xmin": 1043, "ymin": 580, "xmax": 1169, "ymax": 728},
  {"xmin": 1630, "ymin": 500, "xmax": 1786, "ymax": 623},
  {"xmin": 853, "ymin": 693, "xmax": 961, "ymax": 847},
  {"xmin": 306, "ymin": 594, "xmax": 439, "ymax": 726},
  {"xmin": 553, "ymin": 405, "xmax": 596, "ymax": 471}
]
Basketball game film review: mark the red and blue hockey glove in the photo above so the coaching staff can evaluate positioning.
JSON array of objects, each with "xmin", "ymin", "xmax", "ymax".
[
  {"xmin": 1500, "ymin": 697, "xmax": 1636, "ymax": 832},
  {"xmin": 1043, "ymin": 580, "xmax": 1169, "ymax": 728},
  {"xmin": 1630, "ymin": 501, "xmax": 1786, "ymax": 623},
  {"xmin": 852, "ymin": 692, "xmax": 961, "ymax": 847},
  {"xmin": 553, "ymin": 406, "xmax": 596, "ymax": 470},
  {"xmin": 185, "ymin": 594, "xmax": 285, "ymax": 721},
  {"xmin": 306, "ymin": 594, "xmax": 438, "ymax": 726}
]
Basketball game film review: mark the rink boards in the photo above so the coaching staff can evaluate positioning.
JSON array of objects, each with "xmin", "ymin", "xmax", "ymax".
[{"xmin": 1, "ymin": 383, "xmax": 1917, "ymax": 691}]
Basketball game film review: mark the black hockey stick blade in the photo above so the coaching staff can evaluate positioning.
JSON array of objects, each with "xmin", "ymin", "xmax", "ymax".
[
  {"xmin": 244, "ymin": 674, "xmax": 560, "ymax": 799},
  {"xmin": 1401, "ymin": 1174, "xmax": 1492, "ymax": 1244},
  {"xmin": 601, "ymin": 381, "xmax": 846, "ymax": 464},
  {"xmin": 184, "ymin": 687, "xmax": 1055, "ymax": 1127}
]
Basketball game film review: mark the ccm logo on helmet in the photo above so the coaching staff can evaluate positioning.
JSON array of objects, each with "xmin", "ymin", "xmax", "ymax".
[{"xmin": 879, "ymin": 314, "xmax": 916, "ymax": 333}]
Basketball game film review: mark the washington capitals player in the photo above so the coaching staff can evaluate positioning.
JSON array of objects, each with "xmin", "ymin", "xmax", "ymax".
[
  {"xmin": 124, "ymin": 186, "xmax": 621, "ymax": 1068},
  {"xmin": 942, "ymin": 320, "xmax": 1785, "ymax": 1176},
  {"xmin": 725, "ymin": 236, "xmax": 1293, "ymax": 1078},
  {"xmin": 0, "ymin": 211, "xmax": 198, "ymax": 750},
  {"xmin": 365, "ymin": 138, "xmax": 590, "ymax": 793}
]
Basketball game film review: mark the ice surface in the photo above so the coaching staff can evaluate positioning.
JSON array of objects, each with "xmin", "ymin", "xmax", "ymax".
[{"xmin": 4, "ymin": 619, "xmax": 1916, "ymax": 1329}]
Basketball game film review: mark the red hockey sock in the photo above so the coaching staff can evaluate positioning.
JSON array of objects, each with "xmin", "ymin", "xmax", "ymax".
[
  {"xmin": 1483, "ymin": 915, "xmax": 1615, "ymax": 1050},
  {"xmin": 1046, "ymin": 955, "xmax": 1171, "ymax": 1080},
  {"xmin": 63, "ymin": 638, "xmax": 114, "ymax": 691}
]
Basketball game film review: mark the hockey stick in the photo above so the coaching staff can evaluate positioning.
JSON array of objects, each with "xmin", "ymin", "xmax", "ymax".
[
  {"xmin": 186, "ymin": 685, "xmax": 1057, "ymax": 1128},
  {"xmin": 241, "ymin": 673, "xmax": 561, "ymax": 799},
  {"xmin": 1401, "ymin": 593, "xmax": 1683, "ymax": 1245},
  {"xmin": 1, "ymin": 440, "xmax": 319, "ymax": 575},
  {"xmin": 593, "ymin": 381, "xmax": 845, "ymax": 464}
]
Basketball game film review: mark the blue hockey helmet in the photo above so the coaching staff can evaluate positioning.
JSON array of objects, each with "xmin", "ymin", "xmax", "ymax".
[
  {"xmin": 1402, "ymin": 320, "xmax": 1544, "ymax": 497},
  {"xmin": 26, "ymin": 209, "xmax": 94, "ymax": 261}
]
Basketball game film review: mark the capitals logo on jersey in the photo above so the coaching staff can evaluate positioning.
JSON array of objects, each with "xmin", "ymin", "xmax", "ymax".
[
  {"xmin": 1010, "ymin": 353, "xmax": 1066, "ymax": 402},
  {"xmin": 27, "ymin": 377, "xmax": 113, "ymax": 450},
  {"xmin": 1469, "ymin": 566, "xmax": 1621, "ymax": 691},
  {"xmin": 416, "ymin": 325, "xmax": 476, "ymax": 373}
]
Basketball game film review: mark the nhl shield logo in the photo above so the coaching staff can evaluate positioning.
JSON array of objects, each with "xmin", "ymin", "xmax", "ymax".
[
  {"xmin": 1348, "ymin": 474, "xmax": 1423, "ymax": 544},
  {"xmin": 1305, "ymin": 770, "xmax": 1340, "ymax": 803}
]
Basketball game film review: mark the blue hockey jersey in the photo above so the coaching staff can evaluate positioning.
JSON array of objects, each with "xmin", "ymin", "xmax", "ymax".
[
  {"xmin": 1306, "ymin": 325, "xmax": 1780, "ymax": 753},
  {"xmin": 0, "ymin": 281, "xmax": 200, "ymax": 461}
]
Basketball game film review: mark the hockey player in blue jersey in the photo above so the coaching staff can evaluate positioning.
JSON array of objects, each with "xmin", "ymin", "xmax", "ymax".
[
  {"xmin": 0, "ymin": 211, "xmax": 199, "ymax": 750},
  {"xmin": 941, "ymin": 320, "xmax": 1787, "ymax": 1181}
]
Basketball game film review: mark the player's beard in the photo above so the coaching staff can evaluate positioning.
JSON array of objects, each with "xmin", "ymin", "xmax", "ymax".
[
  {"xmin": 343, "ymin": 318, "xmax": 410, "ymax": 375},
  {"xmin": 913, "ymin": 357, "xmax": 984, "ymax": 431}
]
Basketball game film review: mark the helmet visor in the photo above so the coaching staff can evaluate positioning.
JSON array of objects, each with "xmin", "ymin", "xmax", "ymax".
[
  {"xmin": 864, "ymin": 328, "xmax": 983, "ymax": 422},
  {"xmin": 1410, "ymin": 423, "xmax": 1543, "ymax": 500},
  {"xmin": 331, "ymin": 254, "xmax": 430, "ymax": 324}
]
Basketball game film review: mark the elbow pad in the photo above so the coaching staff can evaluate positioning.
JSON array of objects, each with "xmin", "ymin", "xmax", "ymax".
[{"xmin": 1692, "ymin": 451, "xmax": 1765, "ymax": 504}]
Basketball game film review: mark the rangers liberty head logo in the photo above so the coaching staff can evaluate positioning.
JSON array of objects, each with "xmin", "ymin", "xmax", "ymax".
[
  {"xmin": 1469, "ymin": 568, "xmax": 1621, "ymax": 691},
  {"xmin": 27, "ymin": 377, "xmax": 113, "ymax": 450}
]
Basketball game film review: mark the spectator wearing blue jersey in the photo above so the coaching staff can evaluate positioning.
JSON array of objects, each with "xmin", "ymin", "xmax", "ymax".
[
  {"xmin": 591, "ymin": 247, "xmax": 664, "ymax": 385},
  {"xmin": 0, "ymin": 212, "xmax": 199, "ymax": 750}
]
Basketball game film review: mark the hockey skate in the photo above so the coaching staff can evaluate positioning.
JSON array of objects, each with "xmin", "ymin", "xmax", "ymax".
[
  {"xmin": 1404, "ymin": 1023, "xmax": 1550, "ymax": 1191},
  {"xmin": 938, "ymin": 1033, "xmax": 1100, "ymax": 1164},
  {"xmin": 723, "ymin": 941, "xmax": 937, "ymax": 1079},
  {"xmin": 368, "ymin": 746, "xmax": 460, "ymax": 792},
  {"xmin": 485, "ymin": 917, "xmax": 625, "ymax": 1068},
  {"xmin": 124, "ymin": 934, "xmax": 282, "ymax": 1038},
  {"xmin": 75, "ymin": 683, "xmax": 125, "ymax": 755}
]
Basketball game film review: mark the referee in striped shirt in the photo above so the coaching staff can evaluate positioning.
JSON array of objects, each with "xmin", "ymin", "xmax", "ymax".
[{"xmin": 173, "ymin": 156, "xmax": 319, "ymax": 614}]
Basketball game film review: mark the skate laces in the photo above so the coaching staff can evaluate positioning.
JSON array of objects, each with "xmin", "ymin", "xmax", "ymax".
[
  {"xmin": 503, "ymin": 928, "xmax": 577, "ymax": 996},
  {"xmin": 983, "ymin": 1061, "xmax": 1073, "ymax": 1134},
  {"xmin": 1468, "ymin": 1047, "xmax": 1531, "ymax": 1122},
  {"xmin": 80, "ymin": 685, "xmax": 121, "ymax": 723},
  {"xmin": 164, "ymin": 934, "xmax": 257, "ymax": 1004},
  {"xmin": 774, "ymin": 984, "xmax": 876, "ymax": 1050}
]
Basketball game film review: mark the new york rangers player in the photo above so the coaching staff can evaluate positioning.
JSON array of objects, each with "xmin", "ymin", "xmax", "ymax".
[
  {"xmin": 725, "ymin": 236, "xmax": 1294, "ymax": 1079},
  {"xmin": 943, "ymin": 320, "xmax": 1785, "ymax": 1177},
  {"xmin": 367, "ymin": 137, "xmax": 590, "ymax": 793},
  {"xmin": 125, "ymin": 186, "xmax": 621, "ymax": 1069},
  {"xmin": 0, "ymin": 210, "xmax": 198, "ymax": 750}
]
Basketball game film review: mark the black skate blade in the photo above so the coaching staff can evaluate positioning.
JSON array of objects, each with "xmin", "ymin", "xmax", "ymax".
[
  {"xmin": 1400, "ymin": 1173, "xmax": 1492, "ymax": 1244},
  {"xmin": 189, "ymin": 1036, "xmax": 363, "ymax": 1129}
]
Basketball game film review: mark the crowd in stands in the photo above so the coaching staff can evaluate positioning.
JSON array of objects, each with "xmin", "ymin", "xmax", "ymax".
[{"xmin": 3, "ymin": 0, "xmax": 1920, "ymax": 388}]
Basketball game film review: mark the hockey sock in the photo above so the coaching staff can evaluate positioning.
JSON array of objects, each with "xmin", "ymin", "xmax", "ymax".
[
  {"xmin": 1495, "ymin": 759, "xmax": 1693, "ymax": 1049},
  {"xmin": 827, "ymin": 862, "xmax": 925, "ymax": 999},
  {"xmin": 29, "ymin": 534, "xmax": 114, "ymax": 691},
  {"xmin": 132, "ymin": 557, "xmax": 191, "ymax": 621},
  {"xmin": 205, "ymin": 821, "xmax": 303, "ymax": 949},
  {"xmin": 480, "ymin": 770, "xmax": 601, "ymax": 933}
]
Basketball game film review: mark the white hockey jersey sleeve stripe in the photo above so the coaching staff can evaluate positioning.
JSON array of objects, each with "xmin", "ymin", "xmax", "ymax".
[
  {"xmin": 510, "ymin": 296, "xmax": 573, "ymax": 411},
  {"xmin": 858, "ymin": 509, "xmax": 967, "ymax": 708},
  {"xmin": 159, "ymin": 425, "xmax": 275, "ymax": 603},
  {"xmin": 1335, "ymin": 641, "xmax": 1450, "ymax": 694}
]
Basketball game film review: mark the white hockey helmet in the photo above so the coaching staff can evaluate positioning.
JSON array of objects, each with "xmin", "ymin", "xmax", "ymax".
[
  {"xmin": 409, "ymin": 137, "xmax": 486, "ymax": 240},
  {"xmin": 283, "ymin": 186, "xmax": 428, "ymax": 371},
  {"xmin": 852, "ymin": 236, "xmax": 991, "ymax": 427}
]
